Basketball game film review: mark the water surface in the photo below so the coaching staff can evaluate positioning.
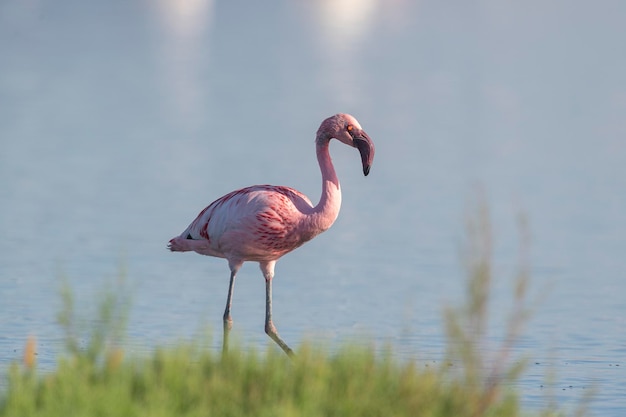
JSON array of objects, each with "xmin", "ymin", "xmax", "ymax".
[{"xmin": 1, "ymin": 1, "xmax": 625, "ymax": 415}]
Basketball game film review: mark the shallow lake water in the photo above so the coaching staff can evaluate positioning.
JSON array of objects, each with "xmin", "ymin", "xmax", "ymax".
[{"xmin": 1, "ymin": 1, "xmax": 625, "ymax": 415}]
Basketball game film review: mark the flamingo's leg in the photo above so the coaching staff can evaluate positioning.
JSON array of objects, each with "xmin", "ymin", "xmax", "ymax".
[
  {"xmin": 222, "ymin": 262, "xmax": 241, "ymax": 356},
  {"xmin": 260, "ymin": 261, "xmax": 294, "ymax": 357}
]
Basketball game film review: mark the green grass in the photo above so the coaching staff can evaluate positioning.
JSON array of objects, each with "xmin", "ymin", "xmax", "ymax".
[
  {"xmin": 3, "ymin": 342, "xmax": 526, "ymax": 417},
  {"xmin": 0, "ymin": 203, "xmax": 579, "ymax": 417}
]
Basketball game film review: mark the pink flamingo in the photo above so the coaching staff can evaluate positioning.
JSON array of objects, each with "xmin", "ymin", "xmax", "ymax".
[{"xmin": 168, "ymin": 114, "xmax": 375, "ymax": 356}]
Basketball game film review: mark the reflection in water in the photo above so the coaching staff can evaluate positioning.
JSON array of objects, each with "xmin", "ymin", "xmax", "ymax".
[
  {"xmin": 310, "ymin": 0, "xmax": 380, "ymax": 107},
  {"xmin": 153, "ymin": 0, "xmax": 215, "ymax": 129},
  {"xmin": 314, "ymin": 0, "xmax": 378, "ymax": 52},
  {"xmin": 156, "ymin": 0, "xmax": 213, "ymax": 37}
]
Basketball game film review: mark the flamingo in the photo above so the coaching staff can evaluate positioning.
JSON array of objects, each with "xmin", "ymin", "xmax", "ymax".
[{"xmin": 167, "ymin": 113, "xmax": 375, "ymax": 356}]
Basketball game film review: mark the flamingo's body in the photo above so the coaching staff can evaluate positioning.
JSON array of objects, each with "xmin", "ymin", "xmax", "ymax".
[
  {"xmin": 169, "ymin": 185, "xmax": 322, "ymax": 261},
  {"xmin": 168, "ymin": 114, "xmax": 375, "ymax": 356}
]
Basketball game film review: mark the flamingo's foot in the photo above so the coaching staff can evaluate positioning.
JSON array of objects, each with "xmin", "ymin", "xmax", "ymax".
[{"xmin": 265, "ymin": 320, "xmax": 294, "ymax": 357}]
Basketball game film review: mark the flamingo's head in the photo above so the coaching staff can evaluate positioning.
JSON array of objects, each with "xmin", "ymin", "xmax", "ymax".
[{"xmin": 318, "ymin": 113, "xmax": 375, "ymax": 176}]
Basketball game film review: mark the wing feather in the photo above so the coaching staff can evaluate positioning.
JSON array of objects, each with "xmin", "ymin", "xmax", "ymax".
[{"xmin": 178, "ymin": 185, "xmax": 314, "ymax": 260}]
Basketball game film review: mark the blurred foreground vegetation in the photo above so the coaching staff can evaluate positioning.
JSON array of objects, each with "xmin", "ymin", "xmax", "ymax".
[{"xmin": 0, "ymin": 205, "xmax": 580, "ymax": 417}]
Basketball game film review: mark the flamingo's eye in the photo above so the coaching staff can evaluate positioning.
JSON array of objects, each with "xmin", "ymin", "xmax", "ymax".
[{"xmin": 347, "ymin": 125, "xmax": 354, "ymax": 132}]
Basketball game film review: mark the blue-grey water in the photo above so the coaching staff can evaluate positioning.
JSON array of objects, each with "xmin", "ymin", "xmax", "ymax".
[{"xmin": 1, "ymin": 1, "xmax": 625, "ymax": 415}]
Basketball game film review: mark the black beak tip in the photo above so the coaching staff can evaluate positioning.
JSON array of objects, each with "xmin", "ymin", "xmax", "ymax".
[{"xmin": 354, "ymin": 130, "xmax": 374, "ymax": 177}]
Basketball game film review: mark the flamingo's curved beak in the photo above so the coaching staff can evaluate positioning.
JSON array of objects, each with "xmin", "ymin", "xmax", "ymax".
[{"xmin": 354, "ymin": 131, "xmax": 375, "ymax": 176}]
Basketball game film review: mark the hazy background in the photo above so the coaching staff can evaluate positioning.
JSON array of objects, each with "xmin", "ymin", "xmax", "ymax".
[{"xmin": 1, "ymin": 0, "xmax": 625, "ymax": 414}]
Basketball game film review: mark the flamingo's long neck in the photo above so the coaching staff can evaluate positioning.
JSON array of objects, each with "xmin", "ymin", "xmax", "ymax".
[{"xmin": 310, "ymin": 136, "xmax": 341, "ymax": 232}]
